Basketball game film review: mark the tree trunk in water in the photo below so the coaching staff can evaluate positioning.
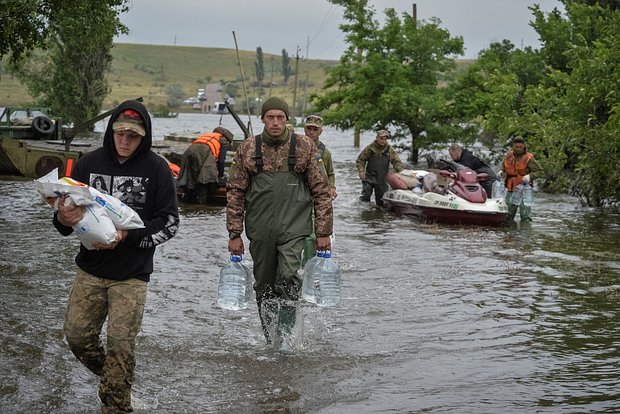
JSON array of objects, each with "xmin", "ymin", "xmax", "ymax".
[{"xmin": 409, "ymin": 130, "xmax": 419, "ymax": 164}]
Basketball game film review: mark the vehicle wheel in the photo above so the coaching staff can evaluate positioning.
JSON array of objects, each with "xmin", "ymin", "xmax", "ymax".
[
  {"xmin": 35, "ymin": 156, "xmax": 63, "ymax": 177},
  {"xmin": 31, "ymin": 116, "xmax": 55, "ymax": 139}
]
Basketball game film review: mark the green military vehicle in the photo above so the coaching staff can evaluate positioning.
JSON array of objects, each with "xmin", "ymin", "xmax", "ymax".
[
  {"xmin": 0, "ymin": 107, "xmax": 84, "ymax": 178},
  {"xmin": 0, "ymin": 100, "xmax": 146, "ymax": 179}
]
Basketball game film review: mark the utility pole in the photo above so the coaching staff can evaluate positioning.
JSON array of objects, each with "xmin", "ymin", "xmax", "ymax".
[
  {"xmin": 302, "ymin": 35, "xmax": 310, "ymax": 118},
  {"xmin": 292, "ymin": 46, "xmax": 301, "ymax": 118}
]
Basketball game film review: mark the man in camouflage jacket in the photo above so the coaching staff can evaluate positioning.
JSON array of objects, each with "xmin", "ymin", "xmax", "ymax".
[
  {"xmin": 226, "ymin": 97, "xmax": 333, "ymax": 349},
  {"xmin": 356, "ymin": 130, "xmax": 404, "ymax": 206}
]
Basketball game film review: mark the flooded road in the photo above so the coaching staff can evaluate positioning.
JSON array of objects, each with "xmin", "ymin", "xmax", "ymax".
[{"xmin": 1, "ymin": 113, "xmax": 619, "ymax": 413}]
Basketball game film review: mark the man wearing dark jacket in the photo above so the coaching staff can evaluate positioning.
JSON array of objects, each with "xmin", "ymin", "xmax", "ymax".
[
  {"xmin": 448, "ymin": 143, "xmax": 498, "ymax": 198},
  {"xmin": 54, "ymin": 100, "xmax": 179, "ymax": 413}
]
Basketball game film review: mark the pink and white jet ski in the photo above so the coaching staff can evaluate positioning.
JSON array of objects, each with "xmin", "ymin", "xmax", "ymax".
[{"xmin": 382, "ymin": 159, "xmax": 508, "ymax": 226}]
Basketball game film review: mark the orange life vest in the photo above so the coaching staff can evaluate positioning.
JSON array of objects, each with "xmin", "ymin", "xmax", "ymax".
[
  {"xmin": 168, "ymin": 162, "xmax": 180, "ymax": 177},
  {"xmin": 503, "ymin": 151, "xmax": 533, "ymax": 191},
  {"xmin": 192, "ymin": 132, "xmax": 223, "ymax": 160}
]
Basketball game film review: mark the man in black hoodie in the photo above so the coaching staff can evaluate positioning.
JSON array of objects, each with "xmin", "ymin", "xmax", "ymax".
[
  {"xmin": 448, "ymin": 143, "xmax": 498, "ymax": 198},
  {"xmin": 54, "ymin": 100, "xmax": 179, "ymax": 413}
]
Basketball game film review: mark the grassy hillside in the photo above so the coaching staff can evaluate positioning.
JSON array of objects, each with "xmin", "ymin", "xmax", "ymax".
[
  {"xmin": 1, "ymin": 43, "xmax": 474, "ymax": 111},
  {"xmin": 0, "ymin": 43, "xmax": 339, "ymax": 111}
]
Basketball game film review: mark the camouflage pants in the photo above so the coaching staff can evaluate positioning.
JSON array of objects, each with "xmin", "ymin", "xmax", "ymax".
[{"xmin": 64, "ymin": 268, "xmax": 147, "ymax": 413}]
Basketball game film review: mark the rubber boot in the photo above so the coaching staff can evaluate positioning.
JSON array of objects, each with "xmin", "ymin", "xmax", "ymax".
[
  {"xmin": 505, "ymin": 192, "xmax": 517, "ymax": 222},
  {"xmin": 276, "ymin": 301, "xmax": 298, "ymax": 353},
  {"xmin": 519, "ymin": 204, "xmax": 532, "ymax": 222},
  {"xmin": 259, "ymin": 299, "xmax": 280, "ymax": 345}
]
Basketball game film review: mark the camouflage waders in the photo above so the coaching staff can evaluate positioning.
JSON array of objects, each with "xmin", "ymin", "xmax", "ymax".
[
  {"xmin": 64, "ymin": 268, "xmax": 147, "ymax": 413},
  {"xmin": 360, "ymin": 148, "xmax": 390, "ymax": 206},
  {"xmin": 505, "ymin": 191, "xmax": 532, "ymax": 222},
  {"xmin": 245, "ymin": 168, "xmax": 313, "ymax": 344}
]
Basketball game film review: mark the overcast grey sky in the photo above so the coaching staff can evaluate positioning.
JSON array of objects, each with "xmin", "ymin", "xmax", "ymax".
[{"xmin": 116, "ymin": 0, "xmax": 564, "ymax": 60}]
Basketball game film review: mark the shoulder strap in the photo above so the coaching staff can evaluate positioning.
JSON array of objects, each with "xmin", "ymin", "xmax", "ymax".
[
  {"xmin": 254, "ymin": 134, "xmax": 264, "ymax": 173},
  {"xmin": 255, "ymin": 133, "xmax": 297, "ymax": 172},
  {"xmin": 317, "ymin": 142, "xmax": 326, "ymax": 158},
  {"xmin": 288, "ymin": 133, "xmax": 297, "ymax": 171}
]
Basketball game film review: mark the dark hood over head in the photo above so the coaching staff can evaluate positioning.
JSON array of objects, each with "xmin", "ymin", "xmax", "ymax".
[{"xmin": 103, "ymin": 100, "xmax": 152, "ymax": 163}]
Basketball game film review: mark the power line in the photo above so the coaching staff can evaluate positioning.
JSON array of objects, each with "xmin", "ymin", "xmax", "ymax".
[{"xmin": 309, "ymin": 3, "xmax": 337, "ymax": 51}]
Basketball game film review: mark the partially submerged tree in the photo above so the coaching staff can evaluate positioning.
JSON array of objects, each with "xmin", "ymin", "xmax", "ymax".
[
  {"xmin": 312, "ymin": 0, "xmax": 463, "ymax": 163},
  {"xmin": 450, "ymin": 1, "xmax": 620, "ymax": 206}
]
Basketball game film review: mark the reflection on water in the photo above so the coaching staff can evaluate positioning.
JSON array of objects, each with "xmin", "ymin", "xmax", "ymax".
[{"xmin": 1, "ymin": 114, "xmax": 619, "ymax": 413}]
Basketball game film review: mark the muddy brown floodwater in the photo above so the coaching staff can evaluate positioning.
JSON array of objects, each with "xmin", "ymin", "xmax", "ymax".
[{"xmin": 1, "ymin": 113, "xmax": 619, "ymax": 413}]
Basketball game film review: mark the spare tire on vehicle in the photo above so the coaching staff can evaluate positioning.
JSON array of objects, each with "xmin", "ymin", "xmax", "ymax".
[{"xmin": 31, "ymin": 116, "xmax": 55, "ymax": 139}]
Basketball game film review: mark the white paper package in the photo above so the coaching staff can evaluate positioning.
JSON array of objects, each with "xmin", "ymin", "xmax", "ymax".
[{"xmin": 35, "ymin": 169, "xmax": 144, "ymax": 250}]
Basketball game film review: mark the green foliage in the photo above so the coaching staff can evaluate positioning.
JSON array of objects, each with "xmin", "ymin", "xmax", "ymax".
[
  {"xmin": 281, "ymin": 49, "xmax": 292, "ymax": 84},
  {"xmin": 564, "ymin": 0, "xmax": 620, "ymax": 10},
  {"xmin": 165, "ymin": 83, "xmax": 185, "ymax": 107},
  {"xmin": 255, "ymin": 47, "xmax": 265, "ymax": 100},
  {"xmin": 9, "ymin": 1, "xmax": 129, "ymax": 126},
  {"xmin": 451, "ymin": 1, "xmax": 620, "ymax": 206},
  {"xmin": 312, "ymin": 0, "xmax": 463, "ymax": 163},
  {"xmin": 0, "ymin": 0, "xmax": 50, "ymax": 62},
  {"xmin": 222, "ymin": 81, "xmax": 240, "ymax": 99},
  {"xmin": 255, "ymin": 47, "xmax": 265, "ymax": 84}
]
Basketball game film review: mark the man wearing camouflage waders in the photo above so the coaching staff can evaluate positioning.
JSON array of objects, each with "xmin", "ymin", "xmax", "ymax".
[
  {"xmin": 226, "ymin": 97, "xmax": 333, "ymax": 352},
  {"xmin": 54, "ymin": 100, "xmax": 179, "ymax": 413},
  {"xmin": 356, "ymin": 130, "xmax": 404, "ymax": 206}
]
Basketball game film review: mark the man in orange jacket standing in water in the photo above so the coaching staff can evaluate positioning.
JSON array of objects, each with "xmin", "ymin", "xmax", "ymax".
[{"xmin": 500, "ymin": 136, "xmax": 543, "ymax": 222}]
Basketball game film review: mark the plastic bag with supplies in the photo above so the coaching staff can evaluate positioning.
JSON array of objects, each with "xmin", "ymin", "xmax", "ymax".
[{"xmin": 35, "ymin": 169, "xmax": 144, "ymax": 250}]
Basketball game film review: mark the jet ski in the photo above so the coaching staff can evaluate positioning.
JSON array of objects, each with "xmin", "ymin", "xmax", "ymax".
[{"xmin": 382, "ymin": 159, "xmax": 508, "ymax": 226}]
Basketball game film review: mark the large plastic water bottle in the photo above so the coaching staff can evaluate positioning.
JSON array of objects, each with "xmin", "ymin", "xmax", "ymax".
[
  {"xmin": 315, "ymin": 251, "xmax": 341, "ymax": 307},
  {"xmin": 491, "ymin": 178, "xmax": 506, "ymax": 199},
  {"xmin": 511, "ymin": 183, "xmax": 524, "ymax": 206},
  {"xmin": 302, "ymin": 250, "xmax": 324, "ymax": 304},
  {"xmin": 523, "ymin": 184, "xmax": 534, "ymax": 206},
  {"xmin": 217, "ymin": 255, "xmax": 254, "ymax": 310}
]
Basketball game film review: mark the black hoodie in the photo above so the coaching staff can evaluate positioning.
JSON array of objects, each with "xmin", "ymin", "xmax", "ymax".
[{"xmin": 53, "ymin": 100, "xmax": 179, "ymax": 282}]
